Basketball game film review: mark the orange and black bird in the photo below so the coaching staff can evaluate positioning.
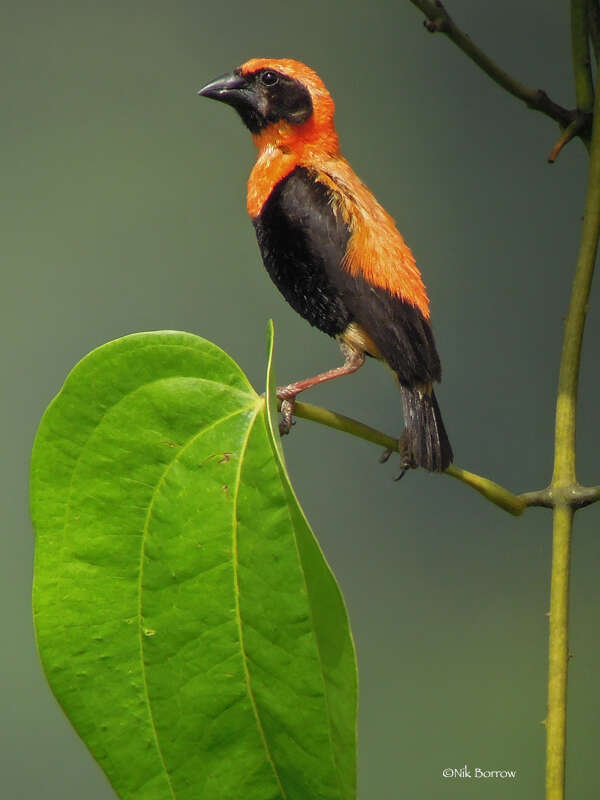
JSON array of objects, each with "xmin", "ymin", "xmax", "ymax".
[{"xmin": 198, "ymin": 58, "xmax": 452, "ymax": 476}]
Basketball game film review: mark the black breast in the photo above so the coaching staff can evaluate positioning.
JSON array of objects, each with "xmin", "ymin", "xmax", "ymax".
[{"xmin": 252, "ymin": 166, "xmax": 353, "ymax": 337}]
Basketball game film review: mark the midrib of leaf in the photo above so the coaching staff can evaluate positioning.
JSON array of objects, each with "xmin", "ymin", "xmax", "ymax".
[
  {"xmin": 270, "ymin": 453, "xmax": 346, "ymax": 800},
  {"xmin": 262, "ymin": 324, "xmax": 350, "ymax": 800},
  {"xmin": 135, "ymin": 402, "xmax": 257, "ymax": 800},
  {"xmin": 231, "ymin": 403, "xmax": 288, "ymax": 800}
]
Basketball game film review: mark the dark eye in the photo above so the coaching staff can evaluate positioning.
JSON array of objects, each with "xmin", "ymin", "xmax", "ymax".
[{"xmin": 260, "ymin": 70, "xmax": 279, "ymax": 87}]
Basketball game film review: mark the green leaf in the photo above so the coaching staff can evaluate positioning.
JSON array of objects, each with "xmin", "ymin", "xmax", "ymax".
[{"xmin": 31, "ymin": 328, "xmax": 357, "ymax": 800}]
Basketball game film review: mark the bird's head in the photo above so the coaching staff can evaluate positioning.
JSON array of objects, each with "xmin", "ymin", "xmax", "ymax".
[{"xmin": 198, "ymin": 58, "xmax": 339, "ymax": 154}]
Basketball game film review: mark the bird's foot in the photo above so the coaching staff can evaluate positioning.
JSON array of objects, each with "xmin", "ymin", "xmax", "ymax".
[
  {"xmin": 379, "ymin": 432, "xmax": 416, "ymax": 480},
  {"xmin": 394, "ymin": 432, "xmax": 417, "ymax": 481},
  {"xmin": 277, "ymin": 389, "xmax": 296, "ymax": 436}
]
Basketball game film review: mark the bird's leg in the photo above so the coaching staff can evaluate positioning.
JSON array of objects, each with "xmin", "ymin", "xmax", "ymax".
[{"xmin": 277, "ymin": 343, "xmax": 365, "ymax": 435}]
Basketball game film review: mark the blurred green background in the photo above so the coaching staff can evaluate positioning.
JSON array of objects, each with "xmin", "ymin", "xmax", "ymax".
[{"xmin": 4, "ymin": 0, "xmax": 599, "ymax": 797}]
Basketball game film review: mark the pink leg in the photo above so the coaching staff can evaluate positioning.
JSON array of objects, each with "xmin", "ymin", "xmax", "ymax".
[{"xmin": 277, "ymin": 343, "xmax": 365, "ymax": 435}]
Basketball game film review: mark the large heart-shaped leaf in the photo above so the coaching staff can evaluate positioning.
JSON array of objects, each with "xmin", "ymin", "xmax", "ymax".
[{"xmin": 31, "ymin": 325, "xmax": 357, "ymax": 800}]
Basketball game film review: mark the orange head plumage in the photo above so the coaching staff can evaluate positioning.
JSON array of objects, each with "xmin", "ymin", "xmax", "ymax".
[
  {"xmin": 199, "ymin": 57, "xmax": 339, "ymax": 158},
  {"xmin": 238, "ymin": 58, "xmax": 339, "ymax": 155}
]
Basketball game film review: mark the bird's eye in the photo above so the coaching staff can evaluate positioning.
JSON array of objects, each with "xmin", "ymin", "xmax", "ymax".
[{"xmin": 260, "ymin": 70, "xmax": 279, "ymax": 87}]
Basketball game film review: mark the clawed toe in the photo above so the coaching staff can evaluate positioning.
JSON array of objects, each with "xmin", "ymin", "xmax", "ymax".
[
  {"xmin": 379, "ymin": 448, "xmax": 393, "ymax": 464},
  {"xmin": 278, "ymin": 416, "xmax": 295, "ymax": 436},
  {"xmin": 379, "ymin": 433, "xmax": 416, "ymax": 480},
  {"xmin": 393, "ymin": 464, "xmax": 409, "ymax": 482},
  {"xmin": 278, "ymin": 396, "xmax": 296, "ymax": 436}
]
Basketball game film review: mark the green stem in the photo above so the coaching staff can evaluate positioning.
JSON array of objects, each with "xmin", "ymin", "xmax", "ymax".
[
  {"xmin": 290, "ymin": 400, "xmax": 526, "ymax": 515},
  {"xmin": 288, "ymin": 401, "xmax": 600, "ymax": 517},
  {"xmin": 291, "ymin": 399, "xmax": 397, "ymax": 451},
  {"xmin": 589, "ymin": 0, "xmax": 600, "ymax": 65},
  {"xmin": 445, "ymin": 465, "xmax": 526, "ymax": 516},
  {"xmin": 546, "ymin": 504, "xmax": 573, "ymax": 800},
  {"xmin": 552, "ymin": 86, "xmax": 600, "ymax": 488},
  {"xmin": 545, "ymin": 57, "xmax": 600, "ymax": 800},
  {"xmin": 572, "ymin": 484, "xmax": 600, "ymax": 507},
  {"xmin": 571, "ymin": 0, "xmax": 595, "ymax": 113}
]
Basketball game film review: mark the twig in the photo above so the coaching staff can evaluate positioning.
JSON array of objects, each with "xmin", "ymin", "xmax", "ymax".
[
  {"xmin": 287, "ymin": 400, "xmax": 525, "ymax": 516},
  {"xmin": 283, "ymin": 400, "xmax": 600, "ymax": 519},
  {"xmin": 571, "ymin": 484, "xmax": 600, "ymax": 508},
  {"xmin": 409, "ymin": 0, "xmax": 583, "ymax": 131},
  {"xmin": 445, "ymin": 464, "xmax": 525, "ymax": 516}
]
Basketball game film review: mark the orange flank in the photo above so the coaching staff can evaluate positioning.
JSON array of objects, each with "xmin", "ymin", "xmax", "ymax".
[
  {"xmin": 318, "ymin": 161, "xmax": 430, "ymax": 319},
  {"xmin": 242, "ymin": 57, "xmax": 430, "ymax": 318}
]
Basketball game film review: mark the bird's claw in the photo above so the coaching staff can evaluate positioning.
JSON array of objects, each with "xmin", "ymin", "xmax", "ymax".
[
  {"xmin": 379, "ymin": 448, "xmax": 393, "ymax": 464},
  {"xmin": 393, "ymin": 463, "xmax": 410, "ymax": 482}
]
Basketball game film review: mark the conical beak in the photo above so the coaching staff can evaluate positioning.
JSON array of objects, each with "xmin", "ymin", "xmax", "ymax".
[{"xmin": 197, "ymin": 72, "xmax": 249, "ymax": 103}]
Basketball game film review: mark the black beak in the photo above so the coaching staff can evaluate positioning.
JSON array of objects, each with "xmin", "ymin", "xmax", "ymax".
[
  {"xmin": 198, "ymin": 70, "xmax": 266, "ymax": 134},
  {"xmin": 197, "ymin": 72, "xmax": 249, "ymax": 104}
]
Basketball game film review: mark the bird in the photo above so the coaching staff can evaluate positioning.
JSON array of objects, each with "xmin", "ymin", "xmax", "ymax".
[{"xmin": 198, "ymin": 58, "xmax": 453, "ymax": 477}]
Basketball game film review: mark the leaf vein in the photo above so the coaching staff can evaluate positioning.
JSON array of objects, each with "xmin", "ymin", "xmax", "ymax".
[
  {"xmin": 232, "ymin": 405, "xmax": 288, "ymax": 800},
  {"xmin": 136, "ymin": 403, "xmax": 256, "ymax": 799}
]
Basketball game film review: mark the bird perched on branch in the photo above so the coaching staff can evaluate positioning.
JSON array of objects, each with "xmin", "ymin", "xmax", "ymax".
[{"xmin": 198, "ymin": 58, "xmax": 452, "ymax": 477}]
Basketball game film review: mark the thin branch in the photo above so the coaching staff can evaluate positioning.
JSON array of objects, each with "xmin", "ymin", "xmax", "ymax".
[
  {"xmin": 290, "ymin": 399, "xmax": 398, "ymax": 451},
  {"xmin": 288, "ymin": 400, "xmax": 526, "ymax": 516},
  {"xmin": 409, "ymin": 0, "xmax": 581, "ymax": 130},
  {"xmin": 571, "ymin": 484, "xmax": 600, "ymax": 508},
  {"xmin": 445, "ymin": 465, "xmax": 526, "ymax": 516},
  {"xmin": 520, "ymin": 488, "xmax": 554, "ymax": 509},
  {"xmin": 285, "ymin": 400, "xmax": 600, "ymax": 517}
]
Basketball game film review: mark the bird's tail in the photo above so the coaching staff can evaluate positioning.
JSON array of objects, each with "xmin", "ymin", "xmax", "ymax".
[{"xmin": 399, "ymin": 385, "xmax": 453, "ymax": 472}]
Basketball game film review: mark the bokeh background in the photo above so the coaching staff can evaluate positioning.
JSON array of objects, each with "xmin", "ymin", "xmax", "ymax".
[{"xmin": 4, "ymin": 1, "xmax": 599, "ymax": 797}]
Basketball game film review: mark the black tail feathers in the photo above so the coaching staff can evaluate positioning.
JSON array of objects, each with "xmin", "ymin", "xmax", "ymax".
[{"xmin": 400, "ymin": 385, "xmax": 453, "ymax": 472}]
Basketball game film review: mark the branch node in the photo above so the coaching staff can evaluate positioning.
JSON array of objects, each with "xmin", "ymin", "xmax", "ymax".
[
  {"xmin": 519, "ymin": 487, "xmax": 554, "ymax": 508},
  {"xmin": 548, "ymin": 113, "xmax": 592, "ymax": 163}
]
